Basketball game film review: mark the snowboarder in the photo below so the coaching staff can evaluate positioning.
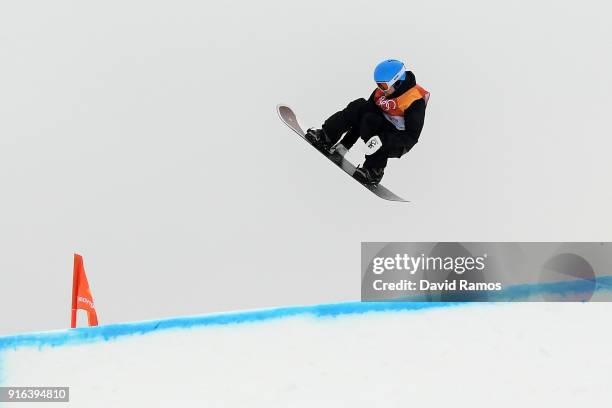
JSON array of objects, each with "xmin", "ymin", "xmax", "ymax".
[{"xmin": 306, "ymin": 59, "xmax": 429, "ymax": 185}]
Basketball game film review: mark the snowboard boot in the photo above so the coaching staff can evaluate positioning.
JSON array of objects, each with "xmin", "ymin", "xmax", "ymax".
[
  {"xmin": 353, "ymin": 165, "xmax": 385, "ymax": 185},
  {"xmin": 305, "ymin": 128, "xmax": 334, "ymax": 153}
]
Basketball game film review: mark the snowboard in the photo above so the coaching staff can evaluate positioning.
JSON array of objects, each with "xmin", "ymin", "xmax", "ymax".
[{"xmin": 276, "ymin": 104, "xmax": 407, "ymax": 202}]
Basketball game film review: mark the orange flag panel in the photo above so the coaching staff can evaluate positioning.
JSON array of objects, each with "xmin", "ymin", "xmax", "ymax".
[{"xmin": 71, "ymin": 254, "xmax": 98, "ymax": 328}]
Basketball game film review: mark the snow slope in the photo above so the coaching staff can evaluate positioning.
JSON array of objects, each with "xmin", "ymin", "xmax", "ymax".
[{"xmin": 1, "ymin": 301, "xmax": 611, "ymax": 407}]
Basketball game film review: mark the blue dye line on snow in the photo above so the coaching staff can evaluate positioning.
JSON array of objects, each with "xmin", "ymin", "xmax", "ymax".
[
  {"xmin": 1, "ymin": 275, "xmax": 611, "ymax": 352},
  {"xmin": 0, "ymin": 302, "xmax": 456, "ymax": 351}
]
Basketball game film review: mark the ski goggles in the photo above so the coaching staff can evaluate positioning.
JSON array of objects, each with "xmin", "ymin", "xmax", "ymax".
[{"xmin": 376, "ymin": 81, "xmax": 394, "ymax": 91}]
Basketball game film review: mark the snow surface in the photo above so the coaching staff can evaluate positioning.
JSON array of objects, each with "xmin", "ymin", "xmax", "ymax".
[{"xmin": 1, "ymin": 302, "xmax": 611, "ymax": 407}]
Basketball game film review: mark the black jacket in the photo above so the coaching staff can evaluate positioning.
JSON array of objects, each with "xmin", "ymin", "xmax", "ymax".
[{"xmin": 367, "ymin": 71, "xmax": 426, "ymax": 142}]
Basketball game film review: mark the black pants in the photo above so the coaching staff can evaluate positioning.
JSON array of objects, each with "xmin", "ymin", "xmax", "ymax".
[{"xmin": 322, "ymin": 98, "xmax": 417, "ymax": 168}]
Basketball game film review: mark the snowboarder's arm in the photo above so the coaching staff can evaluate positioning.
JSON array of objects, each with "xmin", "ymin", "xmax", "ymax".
[{"xmin": 401, "ymin": 98, "xmax": 426, "ymax": 141}]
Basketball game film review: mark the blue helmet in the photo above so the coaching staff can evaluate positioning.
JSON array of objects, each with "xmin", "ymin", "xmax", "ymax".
[{"xmin": 373, "ymin": 59, "xmax": 407, "ymax": 91}]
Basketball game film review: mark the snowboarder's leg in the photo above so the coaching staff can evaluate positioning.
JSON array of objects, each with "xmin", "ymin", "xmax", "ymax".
[
  {"xmin": 322, "ymin": 98, "xmax": 373, "ymax": 142},
  {"xmin": 356, "ymin": 132, "xmax": 418, "ymax": 184},
  {"xmin": 355, "ymin": 122, "xmax": 418, "ymax": 185},
  {"xmin": 352, "ymin": 112, "xmax": 390, "ymax": 185},
  {"xmin": 307, "ymin": 98, "xmax": 376, "ymax": 153},
  {"xmin": 358, "ymin": 112, "xmax": 386, "ymax": 141},
  {"xmin": 377, "ymin": 131, "xmax": 418, "ymax": 161}
]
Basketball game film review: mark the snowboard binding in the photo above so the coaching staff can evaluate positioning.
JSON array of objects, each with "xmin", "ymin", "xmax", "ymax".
[
  {"xmin": 305, "ymin": 128, "xmax": 334, "ymax": 155},
  {"xmin": 353, "ymin": 166, "xmax": 385, "ymax": 186}
]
